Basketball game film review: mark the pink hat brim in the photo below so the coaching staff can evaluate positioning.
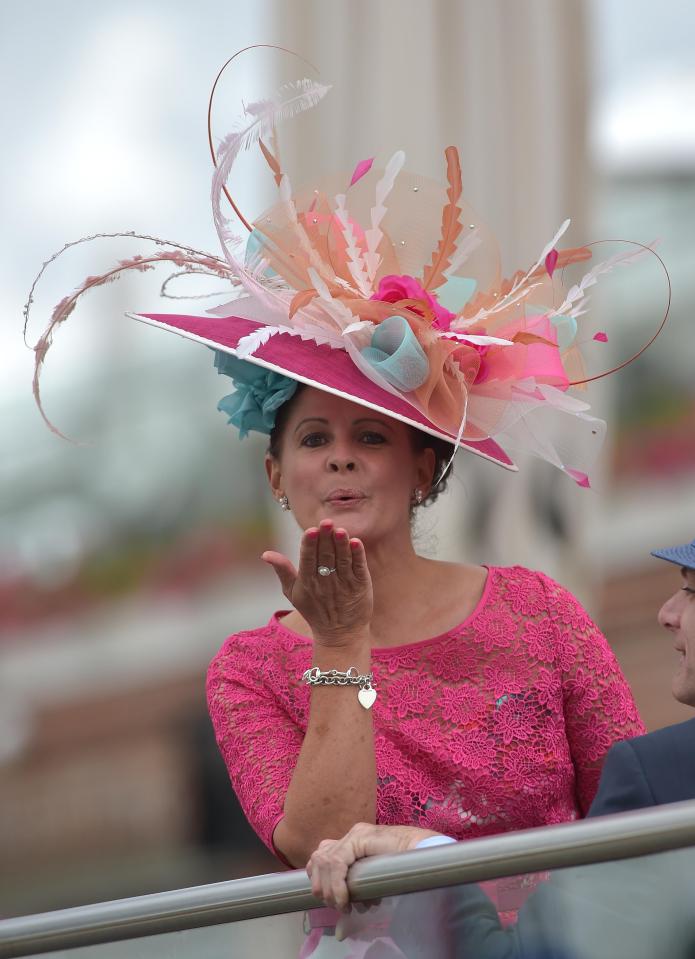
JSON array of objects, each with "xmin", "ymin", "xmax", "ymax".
[{"xmin": 131, "ymin": 311, "xmax": 517, "ymax": 472}]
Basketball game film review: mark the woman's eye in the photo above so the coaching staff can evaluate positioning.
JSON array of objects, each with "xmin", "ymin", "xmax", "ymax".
[
  {"xmin": 682, "ymin": 586, "xmax": 695, "ymax": 596},
  {"xmin": 300, "ymin": 432, "xmax": 327, "ymax": 448},
  {"xmin": 360, "ymin": 431, "xmax": 386, "ymax": 444}
]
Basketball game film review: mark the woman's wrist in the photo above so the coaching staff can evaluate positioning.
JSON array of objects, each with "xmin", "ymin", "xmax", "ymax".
[
  {"xmin": 312, "ymin": 626, "xmax": 372, "ymax": 651},
  {"xmin": 310, "ymin": 638, "xmax": 372, "ymax": 677}
]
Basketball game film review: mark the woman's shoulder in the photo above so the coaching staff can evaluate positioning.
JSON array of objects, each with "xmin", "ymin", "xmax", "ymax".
[
  {"xmin": 486, "ymin": 564, "xmax": 590, "ymax": 617},
  {"xmin": 491, "ymin": 563, "xmax": 580, "ymax": 594},
  {"xmin": 208, "ymin": 612, "xmax": 306, "ymax": 674}
]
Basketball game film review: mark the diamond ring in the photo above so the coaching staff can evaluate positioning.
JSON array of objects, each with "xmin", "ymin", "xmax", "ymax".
[{"xmin": 317, "ymin": 565, "xmax": 337, "ymax": 577}]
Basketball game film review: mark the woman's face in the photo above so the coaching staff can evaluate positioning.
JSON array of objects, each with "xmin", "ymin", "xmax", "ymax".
[{"xmin": 265, "ymin": 388, "xmax": 435, "ymax": 544}]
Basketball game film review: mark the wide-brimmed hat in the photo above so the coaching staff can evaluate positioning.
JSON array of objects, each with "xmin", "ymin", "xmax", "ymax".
[
  {"xmin": 651, "ymin": 539, "xmax": 695, "ymax": 571},
  {"xmin": 134, "ymin": 310, "xmax": 516, "ymax": 469},
  {"xmin": 27, "ymin": 55, "xmax": 668, "ymax": 487}
]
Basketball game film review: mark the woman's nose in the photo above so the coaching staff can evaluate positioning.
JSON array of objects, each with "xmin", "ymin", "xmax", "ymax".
[
  {"xmin": 658, "ymin": 590, "xmax": 683, "ymax": 630},
  {"xmin": 327, "ymin": 443, "xmax": 357, "ymax": 472},
  {"xmin": 328, "ymin": 456, "xmax": 356, "ymax": 472}
]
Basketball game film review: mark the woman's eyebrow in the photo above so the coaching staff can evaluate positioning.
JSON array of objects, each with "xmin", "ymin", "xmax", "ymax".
[
  {"xmin": 354, "ymin": 417, "xmax": 394, "ymax": 431},
  {"xmin": 294, "ymin": 417, "xmax": 328, "ymax": 434},
  {"xmin": 294, "ymin": 415, "xmax": 394, "ymax": 434}
]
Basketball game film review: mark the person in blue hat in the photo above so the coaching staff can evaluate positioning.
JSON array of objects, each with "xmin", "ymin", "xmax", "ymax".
[{"xmin": 588, "ymin": 536, "xmax": 695, "ymax": 815}]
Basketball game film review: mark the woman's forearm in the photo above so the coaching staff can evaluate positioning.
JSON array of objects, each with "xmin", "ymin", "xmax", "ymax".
[{"xmin": 273, "ymin": 633, "xmax": 376, "ymax": 866}]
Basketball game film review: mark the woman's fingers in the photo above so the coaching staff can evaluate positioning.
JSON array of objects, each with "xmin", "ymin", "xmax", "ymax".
[
  {"xmin": 261, "ymin": 551, "xmax": 297, "ymax": 599},
  {"xmin": 307, "ymin": 840, "xmax": 350, "ymax": 911},
  {"xmin": 334, "ymin": 527, "xmax": 352, "ymax": 576},
  {"xmin": 271, "ymin": 522, "xmax": 373, "ymax": 638},
  {"xmin": 306, "ymin": 833, "xmax": 360, "ymax": 911},
  {"xmin": 308, "ymin": 827, "xmax": 426, "ymax": 917},
  {"xmin": 316, "ymin": 519, "xmax": 337, "ymax": 576},
  {"xmin": 349, "ymin": 538, "xmax": 369, "ymax": 582},
  {"xmin": 297, "ymin": 527, "xmax": 320, "ymax": 581}
]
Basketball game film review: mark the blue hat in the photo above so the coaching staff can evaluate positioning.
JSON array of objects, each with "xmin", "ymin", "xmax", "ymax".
[{"xmin": 651, "ymin": 538, "xmax": 695, "ymax": 570}]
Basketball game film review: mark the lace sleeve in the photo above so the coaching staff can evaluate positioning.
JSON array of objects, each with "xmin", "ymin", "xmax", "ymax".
[
  {"xmin": 538, "ymin": 573, "xmax": 646, "ymax": 814},
  {"xmin": 206, "ymin": 635, "xmax": 303, "ymax": 854}
]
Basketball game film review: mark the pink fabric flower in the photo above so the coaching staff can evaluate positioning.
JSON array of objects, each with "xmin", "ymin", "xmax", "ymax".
[
  {"xmin": 522, "ymin": 618, "xmax": 560, "ymax": 663},
  {"xmin": 494, "ymin": 697, "xmax": 534, "ymax": 745},
  {"xmin": 564, "ymin": 667, "xmax": 600, "ymax": 715},
  {"xmin": 484, "ymin": 652, "xmax": 532, "ymax": 698},
  {"xmin": 429, "ymin": 637, "xmax": 477, "ymax": 681},
  {"xmin": 449, "ymin": 729, "xmax": 497, "ymax": 769},
  {"xmin": 371, "ymin": 274, "xmax": 456, "ymax": 331},
  {"xmin": 602, "ymin": 681, "xmax": 641, "ymax": 726},
  {"xmin": 440, "ymin": 685, "xmax": 488, "ymax": 725},
  {"xmin": 387, "ymin": 674, "xmax": 434, "ymax": 718}
]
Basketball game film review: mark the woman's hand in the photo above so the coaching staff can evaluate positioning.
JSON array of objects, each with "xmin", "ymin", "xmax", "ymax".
[
  {"xmin": 262, "ymin": 519, "xmax": 373, "ymax": 646},
  {"xmin": 306, "ymin": 823, "xmax": 438, "ymax": 911}
]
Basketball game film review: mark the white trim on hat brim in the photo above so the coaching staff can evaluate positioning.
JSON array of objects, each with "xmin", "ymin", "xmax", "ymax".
[{"xmin": 128, "ymin": 311, "xmax": 518, "ymax": 472}]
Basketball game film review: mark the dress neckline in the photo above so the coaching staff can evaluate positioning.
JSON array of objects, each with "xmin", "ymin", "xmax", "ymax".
[{"xmin": 271, "ymin": 565, "xmax": 495, "ymax": 654}]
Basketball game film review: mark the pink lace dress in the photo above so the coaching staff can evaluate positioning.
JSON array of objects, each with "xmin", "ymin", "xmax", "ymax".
[
  {"xmin": 207, "ymin": 565, "xmax": 644, "ymax": 951},
  {"xmin": 208, "ymin": 565, "xmax": 643, "ymax": 844}
]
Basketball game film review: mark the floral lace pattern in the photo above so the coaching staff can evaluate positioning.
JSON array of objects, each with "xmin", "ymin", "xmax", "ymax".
[{"xmin": 207, "ymin": 566, "xmax": 644, "ymax": 853}]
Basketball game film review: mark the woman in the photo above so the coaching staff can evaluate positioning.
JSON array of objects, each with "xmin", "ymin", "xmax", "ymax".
[
  {"xmin": 27, "ymin": 58, "xmax": 657, "ymax": 955},
  {"xmin": 206, "ymin": 381, "xmax": 644, "ymax": 873}
]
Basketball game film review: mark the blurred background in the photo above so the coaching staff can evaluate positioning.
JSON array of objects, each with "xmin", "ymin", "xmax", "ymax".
[{"xmin": 1, "ymin": 0, "xmax": 694, "ymax": 921}]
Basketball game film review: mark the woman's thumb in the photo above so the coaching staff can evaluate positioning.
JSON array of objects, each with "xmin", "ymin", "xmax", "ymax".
[{"xmin": 261, "ymin": 551, "xmax": 297, "ymax": 599}]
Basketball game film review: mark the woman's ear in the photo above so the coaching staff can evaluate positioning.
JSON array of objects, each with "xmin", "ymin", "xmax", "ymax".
[
  {"xmin": 265, "ymin": 452, "xmax": 283, "ymax": 497},
  {"xmin": 416, "ymin": 446, "xmax": 437, "ymax": 495}
]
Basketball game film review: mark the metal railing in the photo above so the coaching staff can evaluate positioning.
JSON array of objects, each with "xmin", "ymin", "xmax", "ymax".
[{"xmin": 3, "ymin": 799, "xmax": 695, "ymax": 958}]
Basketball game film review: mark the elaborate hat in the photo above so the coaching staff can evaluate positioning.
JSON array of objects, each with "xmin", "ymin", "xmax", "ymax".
[{"xmin": 26, "ymin": 55, "xmax": 668, "ymax": 488}]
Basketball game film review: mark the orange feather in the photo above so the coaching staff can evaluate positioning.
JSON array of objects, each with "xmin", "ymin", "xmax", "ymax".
[
  {"xmin": 289, "ymin": 288, "xmax": 319, "ymax": 318},
  {"xmin": 422, "ymin": 146, "xmax": 464, "ymax": 292},
  {"xmin": 258, "ymin": 137, "xmax": 283, "ymax": 187}
]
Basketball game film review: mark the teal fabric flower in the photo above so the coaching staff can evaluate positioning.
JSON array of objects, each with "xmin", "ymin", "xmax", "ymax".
[
  {"xmin": 214, "ymin": 351, "xmax": 298, "ymax": 438},
  {"xmin": 361, "ymin": 315, "xmax": 430, "ymax": 392}
]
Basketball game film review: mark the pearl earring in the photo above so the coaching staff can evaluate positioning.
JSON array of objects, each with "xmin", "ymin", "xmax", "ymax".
[
  {"xmin": 279, "ymin": 494, "xmax": 290, "ymax": 511},
  {"xmin": 413, "ymin": 488, "xmax": 424, "ymax": 506}
]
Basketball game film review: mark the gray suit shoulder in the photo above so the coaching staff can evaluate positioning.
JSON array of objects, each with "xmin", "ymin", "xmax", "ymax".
[
  {"xmin": 589, "ymin": 716, "xmax": 695, "ymax": 817},
  {"xmin": 628, "ymin": 716, "xmax": 695, "ymax": 760}
]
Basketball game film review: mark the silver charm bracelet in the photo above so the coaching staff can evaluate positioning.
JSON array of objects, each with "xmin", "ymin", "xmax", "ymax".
[{"xmin": 302, "ymin": 666, "xmax": 377, "ymax": 710}]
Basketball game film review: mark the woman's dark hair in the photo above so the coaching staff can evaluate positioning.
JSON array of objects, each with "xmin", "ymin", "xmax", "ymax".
[
  {"xmin": 268, "ymin": 383, "xmax": 454, "ymax": 506},
  {"xmin": 409, "ymin": 430, "xmax": 454, "ymax": 506},
  {"xmin": 268, "ymin": 383, "xmax": 307, "ymax": 459}
]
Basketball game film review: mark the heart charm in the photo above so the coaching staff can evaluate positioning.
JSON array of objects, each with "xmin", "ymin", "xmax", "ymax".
[{"xmin": 358, "ymin": 686, "xmax": 377, "ymax": 710}]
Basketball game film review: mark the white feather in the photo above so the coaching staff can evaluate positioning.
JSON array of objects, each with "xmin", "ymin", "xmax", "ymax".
[
  {"xmin": 342, "ymin": 320, "xmax": 375, "ymax": 336},
  {"xmin": 210, "ymin": 79, "xmax": 330, "ymax": 314},
  {"xmin": 277, "ymin": 174, "xmax": 337, "ymax": 286},
  {"xmin": 443, "ymin": 228, "xmax": 482, "ymax": 278},
  {"xmin": 235, "ymin": 326, "xmax": 282, "ymax": 357},
  {"xmin": 533, "ymin": 219, "xmax": 572, "ymax": 277},
  {"xmin": 341, "ymin": 320, "xmax": 375, "ymax": 350},
  {"xmin": 441, "ymin": 331, "xmax": 513, "ymax": 346},
  {"xmin": 307, "ymin": 266, "xmax": 361, "ymax": 331},
  {"xmin": 479, "ymin": 219, "xmax": 571, "ymax": 318},
  {"xmin": 236, "ymin": 314, "xmax": 360, "ymax": 359},
  {"xmin": 458, "ymin": 280, "xmax": 544, "ymax": 326},
  {"xmin": 364, "ymin": 151, "xmax": 405, "ymax": 283},
  {"xmin": 548, "ymin": 244, "xmax": 652, "ymax": 319},
  {"xmin": 334, "ymin": 193, "xmax": 372, "ymax": 296}
]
